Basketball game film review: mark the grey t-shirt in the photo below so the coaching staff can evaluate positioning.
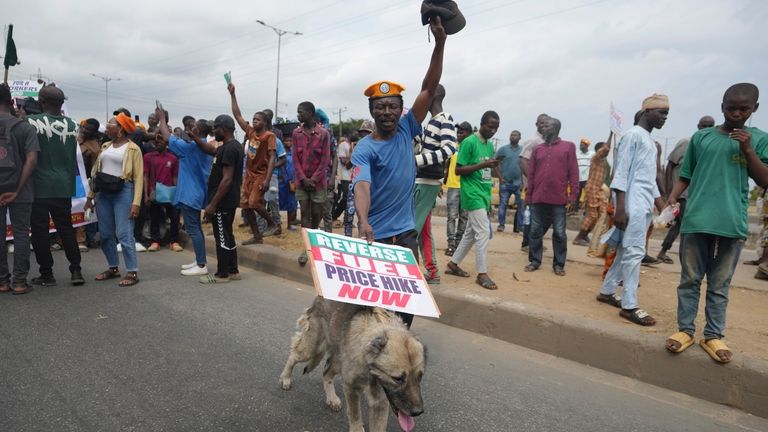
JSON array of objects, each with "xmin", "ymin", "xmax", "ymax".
[
  {"xmin": 0, "ymin": 114, "xmax": 40, "ymax": 203},
  {"xmin": 667, "ymin": 138, "xmax": 690, "ymax": 199}
]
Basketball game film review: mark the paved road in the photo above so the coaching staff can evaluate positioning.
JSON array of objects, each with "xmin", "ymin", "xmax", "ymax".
[{"xmin": 1, "ymin": 249, "xmax": 766, "ymax": 432}]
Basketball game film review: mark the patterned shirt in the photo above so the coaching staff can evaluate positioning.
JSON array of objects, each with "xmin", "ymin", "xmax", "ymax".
[
  {"xmin": 583, "ymin": 145, "xmax": 610, "ymax": 205},
  {"xmin": 292, "ymin": 123, "xmax": 331, "ymax": 190}
]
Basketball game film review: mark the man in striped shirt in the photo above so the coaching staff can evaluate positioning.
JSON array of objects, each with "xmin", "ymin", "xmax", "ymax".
[{"xmin": 412, "ymin": 84, "xmax": 457, "ymax": 284}]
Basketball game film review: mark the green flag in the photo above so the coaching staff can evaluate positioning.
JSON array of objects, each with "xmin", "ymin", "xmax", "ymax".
[{"xmin": 4, "ymin": 25, "xmax": 19, "ymax": 68}]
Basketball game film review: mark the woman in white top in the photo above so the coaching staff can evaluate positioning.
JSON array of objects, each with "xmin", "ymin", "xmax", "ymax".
[{"xmin": 84, "ymin": 113, "xmax": 144, "ymax": 286}]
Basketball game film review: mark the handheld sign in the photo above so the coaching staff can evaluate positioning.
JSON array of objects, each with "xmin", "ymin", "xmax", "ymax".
[
  {"xmin": 303, "ymin": 229, "xmax": 440, "ymax": 318},
  {"xmin": 224, "ymin": 71, "xmax": 232, "ymax": 85}
]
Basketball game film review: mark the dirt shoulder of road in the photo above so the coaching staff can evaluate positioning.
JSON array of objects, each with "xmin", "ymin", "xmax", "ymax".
[{"xmin": 206, "ymin": 214, "xmax": 768, "ymax": 361}]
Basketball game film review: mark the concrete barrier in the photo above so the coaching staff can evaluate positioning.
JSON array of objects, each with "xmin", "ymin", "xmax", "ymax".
[{"xmin": 208, "ymin": 238, "xmax": 768, "ymax": 419}]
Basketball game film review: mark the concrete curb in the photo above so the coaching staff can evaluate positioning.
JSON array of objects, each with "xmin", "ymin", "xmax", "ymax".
[{"xmin": 207, "ymin": 237, "xmax": 768, "ymax": 419}]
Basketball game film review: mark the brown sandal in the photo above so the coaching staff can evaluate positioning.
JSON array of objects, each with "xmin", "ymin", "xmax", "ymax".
[
  {"xmin": 0, "ymin": 283, "xmax": 10, "ymax": 293},
  {"xmin": 118, "ymin": 272, "xmax": 139, "ymax": 287},
  {"xmin": 95, "ymin": 268, "xmax": 121, "ymax": 281}
]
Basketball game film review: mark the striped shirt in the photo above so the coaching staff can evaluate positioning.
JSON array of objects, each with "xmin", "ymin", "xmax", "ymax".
[{"xmin": 413, "ymin": 112, "xmax": 457, "ymax": 184}]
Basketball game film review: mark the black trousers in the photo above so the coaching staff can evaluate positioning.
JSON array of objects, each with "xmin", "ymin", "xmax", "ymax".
[
  {"xmin": 332, "ymin": 180, "xmax": 350, "ymax": 220},
  {"xmin": 212, "ymin": 208, "xmax": 238, "ymax": 277},
  {"xmin": 31, "ymin": 197, "xmax": 81, "ymax": 275},
  {"xmin": 149, "ymin": 202, "xmax": 180, "ymax": 243},
  {"xmin": 375, "ymin": 229, "xmax": 419, "ymax": 328}
]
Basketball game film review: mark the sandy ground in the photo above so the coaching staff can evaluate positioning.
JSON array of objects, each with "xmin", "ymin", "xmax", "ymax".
[{"xmin": 205, "ymin": 211, "xmax": 768, "ymax": 361}]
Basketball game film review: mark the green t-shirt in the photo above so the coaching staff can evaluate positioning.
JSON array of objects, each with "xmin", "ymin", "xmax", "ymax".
[
  {"xmin": 457, "ymin": 133, "xmax": 495, "ymax": 211},
  {"xmin": 26, "ymin": 114, "xmax": 78, "ymax": 199},
  {"xmin": 680, "ymin": 126, "xmax": 768, "ymax": 239}
]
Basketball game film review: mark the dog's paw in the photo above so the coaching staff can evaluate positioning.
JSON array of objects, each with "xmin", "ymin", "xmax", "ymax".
[
  {"xmin": 278, "ymin": 377, "xmax": 292, "ymax": 391},
  {"xmin": 325, "ymin": 396, "xmax": 342, "ymax": 412}
]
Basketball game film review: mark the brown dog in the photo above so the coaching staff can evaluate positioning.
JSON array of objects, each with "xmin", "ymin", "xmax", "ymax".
[{"xmin": 279, "ymin": 297, "xmax": 426, "ymax": 432}]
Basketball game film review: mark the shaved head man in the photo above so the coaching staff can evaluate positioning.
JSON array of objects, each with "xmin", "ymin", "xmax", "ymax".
[{"xmin": 656, "ymin": 115, "xmax": 716, "ymax": 264}]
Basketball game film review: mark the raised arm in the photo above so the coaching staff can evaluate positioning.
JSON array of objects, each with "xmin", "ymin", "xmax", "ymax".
[
  {"xmin": 227, "ymin": 83, "xmax": 250, "ymax": 132},
  {"xmin": 410, "ymin": 16, "xmax": 447, "ymax": 123}
]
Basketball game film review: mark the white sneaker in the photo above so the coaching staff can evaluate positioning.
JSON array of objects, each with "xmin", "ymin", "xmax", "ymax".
[
  {"xmin": 181, "ymin": 262, "xmax": 198, "ymax": 270},
  {"xmin": 117, "ymin": 244, "xmax": 122, "ymax": 252},
  {"xmin": 7, "ymin": 244, "xmax": 14, "ymax": 254},
  {"xmin": 181, "ymin": 265, "xmax": 208, "ymax": 276},
  {"xmin": 135, "ymin": 243, "xmax": 147, "ymax": 252}
]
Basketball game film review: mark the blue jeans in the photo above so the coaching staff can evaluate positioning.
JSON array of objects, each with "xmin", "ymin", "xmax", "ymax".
[
  {"xmin": 179, "ymin": 203, "xmax": 206, "ymax": 266},
  {"xmin": 497, "ymin": 182, "xmax": 523, "ymax": 228},
  {"xmin": 528, "ymin": 204, "xmax": 567, "ymax": 269},
  {"xmin": 677, "ymin": 233, "xmax": 743, "ymax": 339},
  {"xmin": 97, "ymin": 182, "xmax": 137, "ymax": 272}
]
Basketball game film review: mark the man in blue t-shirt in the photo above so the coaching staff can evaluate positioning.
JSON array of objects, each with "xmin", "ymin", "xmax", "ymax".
[
  {"xmin": 495, "ymin": 130, "xmax": 523, "ymax": 232},
  {"xmin": 156, "ymin": 109, "xmax": 213, "ymax": 276},
  {"xmin": 351, "ymin": 16, "xmax": 447, "ymax": 328}
]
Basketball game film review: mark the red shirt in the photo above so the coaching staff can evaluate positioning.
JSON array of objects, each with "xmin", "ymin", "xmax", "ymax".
[
  {"xmin": 143, "ymin": 150, "xmax": 179, "ymax": 193},
  {"xmin": 527, "ymin": 138, "xmax": 580, "ymax": 205},
  {"xmin": 292, "ymin": 123, "xmax": 331, "ymax": 189}
]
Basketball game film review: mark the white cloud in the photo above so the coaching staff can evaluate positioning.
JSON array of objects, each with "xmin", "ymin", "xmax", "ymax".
[{"xmin": 4, "ymin": 0, "xmax": 766, "ymax": 151}]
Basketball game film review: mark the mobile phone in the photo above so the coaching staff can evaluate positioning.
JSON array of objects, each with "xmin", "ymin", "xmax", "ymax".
[{"xmin": 224, "ymin": 71, "xmax": 232, "ymax": 85}]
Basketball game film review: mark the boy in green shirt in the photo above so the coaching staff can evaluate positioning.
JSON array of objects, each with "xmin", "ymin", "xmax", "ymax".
[
  {"xmin": 665, "ymin": 83, "xmax": 768, "ymax": 363},
  {"xmin": 445, "ymin": 111, "xmax": 501, "ymax": 290}
]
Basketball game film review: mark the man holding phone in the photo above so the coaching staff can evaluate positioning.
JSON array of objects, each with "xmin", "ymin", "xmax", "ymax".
[{"xmin": 495, "ymin": 130, "xmax": 523, "ymax": 232}]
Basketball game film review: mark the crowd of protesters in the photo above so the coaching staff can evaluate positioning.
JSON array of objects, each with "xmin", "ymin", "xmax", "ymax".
[{"xmin": 0, "ymin": 16, "xmax": 764, "ymax": 364}]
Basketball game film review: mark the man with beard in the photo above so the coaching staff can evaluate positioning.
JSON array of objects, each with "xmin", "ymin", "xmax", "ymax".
[
  {"xmin": 596, "ymin": 95, "xmax": 669, "ymax": 327},
  {"xmin": 352, "ymin": 16, "xmax": 447, "ymax": 327}
]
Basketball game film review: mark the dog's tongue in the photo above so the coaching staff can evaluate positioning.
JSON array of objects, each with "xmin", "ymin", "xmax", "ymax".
[{"xmin": 397, "ymin": 411, "xmax": 415, "ymax": 432}]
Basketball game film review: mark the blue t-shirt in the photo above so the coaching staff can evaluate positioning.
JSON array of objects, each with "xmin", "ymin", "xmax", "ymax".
[
  {"xmin": 352, "ymin": 110, "xmax": 422, "ymax": 239},
  {"xmin": 496, "ymin": 144, "xmax": 523, "ymax": 186},
  {"xmin": 168, "ymin": 135, "xmax": 213, "ymax": 210},
  {"xmin": 273, "ymin": 138, "xmax": 286, "ymax": 177}
]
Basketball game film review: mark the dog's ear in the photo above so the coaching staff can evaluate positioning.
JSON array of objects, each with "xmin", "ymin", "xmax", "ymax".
[{"xmin": 368, "ymin": 334, "xmax": 389, "ymax": 355}]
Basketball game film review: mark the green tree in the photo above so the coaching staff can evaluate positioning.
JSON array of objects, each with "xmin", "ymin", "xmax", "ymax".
[{"xmin": 330, "ymin": 118, "xmax": 366, "ymax": 140}]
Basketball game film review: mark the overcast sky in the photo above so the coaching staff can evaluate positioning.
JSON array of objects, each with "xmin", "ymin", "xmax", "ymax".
[{"xmin": 5, "ymin": 0, "xmax": 767, "ymax": 154}]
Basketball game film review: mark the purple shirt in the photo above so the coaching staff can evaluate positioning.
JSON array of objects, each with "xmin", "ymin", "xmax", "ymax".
[{"xmin": 527, "ymin": 138, "xmax": 580, "ymax": 205}]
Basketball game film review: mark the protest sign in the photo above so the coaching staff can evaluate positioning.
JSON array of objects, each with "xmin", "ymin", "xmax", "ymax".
[
  {"xmin": 303, "ymin": 229, "xmax": 440, "ymax": 318},
  {"xmin": 8, "ymin": 80, "xmax": 42, "ymax": 98},
  {"xmin": 609, "ymin": 102, "xmax": 625, "ymax": 137}
]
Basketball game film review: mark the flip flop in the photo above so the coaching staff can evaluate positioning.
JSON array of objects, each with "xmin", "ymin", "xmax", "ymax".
[
  {"xmin": 699, "ymin": 338, "xmax": 732, "ymax": 363},
  {"xmin": 666, "ymin": 331, "xmax": 695, "ymax": 353},
  {"xmin": 658, "ymin": 255, "xmax": 674, "ymax": 264},
  {"xmin": 444, "ymin": 264, "xmax": 470, "ymax": 278}
]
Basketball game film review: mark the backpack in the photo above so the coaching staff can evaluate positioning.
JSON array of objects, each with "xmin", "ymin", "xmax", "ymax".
[{"xmin": 0, "ymin": 117, "xmax": 23, "ymax": 193}]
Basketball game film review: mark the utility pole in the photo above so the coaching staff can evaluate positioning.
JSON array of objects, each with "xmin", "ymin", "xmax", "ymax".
[
  {"xmin": 90, "ymin": 73, "xmax": 121, "ymax": 124},
  {"xmin": 256, "ymin": 19, "xmax": 302, "ymax": 120},
  {"xmin": 336, "ymin": 107, "xmax": 347, "ymax": 138},
  {"xmin": 30, "ymin": 68, "xmax": 50, "ymax": 85}
]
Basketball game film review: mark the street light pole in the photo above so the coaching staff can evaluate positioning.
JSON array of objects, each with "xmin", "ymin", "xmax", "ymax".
[
  {"xmin": 90, "ymin": 73, "xmax": 121, "ymax": 124},
  {"xmin": 256, "ymin": 20, "xmax": 302, "ymax": 121}
]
